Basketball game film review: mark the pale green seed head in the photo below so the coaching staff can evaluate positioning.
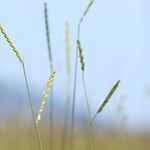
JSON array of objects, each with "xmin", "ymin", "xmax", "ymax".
[
  {"xmin": 0, "ymin": 24, "xmax": 24, "ymax": 63},
  {"xmin": 36, "ymin": 71, "xmax": 56, "ymax": 124}
]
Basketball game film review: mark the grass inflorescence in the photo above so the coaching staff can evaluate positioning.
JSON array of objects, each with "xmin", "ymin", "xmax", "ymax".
[
  {"xmin": 0, "ymin": 24, "xmax": 24, "ymax": 63},
  {"xmin": 80, "ymin": 0, "xmax": 95, "ymax": 24},
  {"xmin": 92, "ymin": 80, "xmax": 121, "ymax": 121},
  {"xmin": 77, "ymin": 40, "xmax": 85, "ymax": 71},
  {"xmin": 44, "ymin": 2, "xmax": 55, "ymax": 149},
  {"xmin": 61, "ymin": 20, "xmax": 72, "ymax": 150},
  {"xmin": 44, "ymin": 2, "xmax": 53, "ymax": 70},
  {"xmin": 66, "ymin": 21, "xmax": 71, "ymax": 75},
  {"xmin": 36, "ymin": 71, "xmax": 56, "ymax": 124}
]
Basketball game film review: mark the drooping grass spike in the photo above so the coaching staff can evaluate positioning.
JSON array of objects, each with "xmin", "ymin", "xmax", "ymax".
[
  {"xmin": 0, "ymin": 24, "xmax": 24, "ymax": 63},
  {"xmin": 44, "ymin": 3, "xmax": 55, "ymax": 149},
  {"xmin": 80, "ymin": 0, "xmax": 95, "ymax": 24},
  {"xmin": 78, "ymin": 0, "xmax": 95, "ymax": 39}
]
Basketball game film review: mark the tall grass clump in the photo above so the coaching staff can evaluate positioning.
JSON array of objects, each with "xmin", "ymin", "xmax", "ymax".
[
  {"xmin": 44, "ymin": 2, "xmax": 54, "ymax": 149},
  {"xmin": 0, "ymin": 24, "xmax": 43, "ymax": 150},
  {"xmin": 61, "ymin": 20, "xmax": 72, "ymax": 150},
  {"xmin": 71, "ymin": 0, "xmax": 95, "ymax": 150}
]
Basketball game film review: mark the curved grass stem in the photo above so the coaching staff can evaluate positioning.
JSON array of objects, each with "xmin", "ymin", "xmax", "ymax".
[
  {"xmin": 70, "ymin": 21, "xmax": 81, "ymax": 150},
  {"xmin": 22, "ymin": 63, "xmax": 43, "ymax": 150},
  {"xmin": 82, "ymin": 72, "xmax": 96, "ymax": 150},
  {"xmin": 44, "ymin": 3, "xmax": 54, "ymax": 149},
  {"xmin": 71, "ymin": 1, "xmax": 95, "ymax": 149}
]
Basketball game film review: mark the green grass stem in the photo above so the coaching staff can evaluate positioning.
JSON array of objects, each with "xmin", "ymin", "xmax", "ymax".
[
  {"xmin": 44, "ymin": 3, "xmax": 54, "ymax": 149},
  {"xmin": 22, "ymin": 64, "xmax": 43, "ymax": 150}
]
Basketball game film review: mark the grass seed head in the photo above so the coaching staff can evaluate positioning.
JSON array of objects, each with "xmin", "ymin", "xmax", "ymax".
[
  {"xmin": 65, "ymin": 21, "xmax": 71, "ymax": 75},
  {"xmin": 36, "ymin": 71, "xmax": 56, "ymax": 124},
  {"xmin": 0, "ymin": 24, "xmax": 24, "ymax": 63},
  {"xmin": 77, "ymin": 40, "xmax": 85, "ymax": 71},
  {"xmin": 97, "ymin": 80, "xmax": 121, "ymax": 114},
  {"xmin": 80, "ymin": 0, "xmax": 95, "ymax": 23}
]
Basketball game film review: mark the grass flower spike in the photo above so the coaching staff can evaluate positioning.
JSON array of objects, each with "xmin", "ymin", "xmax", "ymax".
[
  {"xmin": 0, "ymin": 24, "xmax": 24, "ymax": 63},
  {"xmin": 80, "ymin": 0, "xmax": 95, "ymax": 23},
  {"xmin": 77, "ymin": 40, "xmax": 85, "ymax": 71},
  {"xmin": 97, "ymin": 80, "xmax": 120, "ymax": 114},
  {"xmin": 36, "ymin": 71, "xmax": 56, "ymax": 124},
  {"xmin": 92, "ymin": 80, "xmax": 121, "ymax": 121},
  {"xmin": 66, "ymin": 21, "xmax": 71, "ymax": 75}
]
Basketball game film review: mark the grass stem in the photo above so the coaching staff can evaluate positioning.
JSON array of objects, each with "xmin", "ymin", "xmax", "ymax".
[
  {"xmin": 44, "ymin": 3, "xmax": 54, "ymax": 149},
  {"xmin": 22, "ymin": 63, "xmax": 43, "ymax": 150},
  {"xmin": 70, "ymin": 48, "xmax": 78, "ymax": 150},
  {"xmin": 82, "ymin": 72, "xmax": 96, "ymax": 150}
]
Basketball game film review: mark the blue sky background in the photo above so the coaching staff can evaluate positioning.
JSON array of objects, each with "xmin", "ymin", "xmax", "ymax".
[{"xmin": 0, "ymin": 0, "xmax": 150, "ymax": 131}]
